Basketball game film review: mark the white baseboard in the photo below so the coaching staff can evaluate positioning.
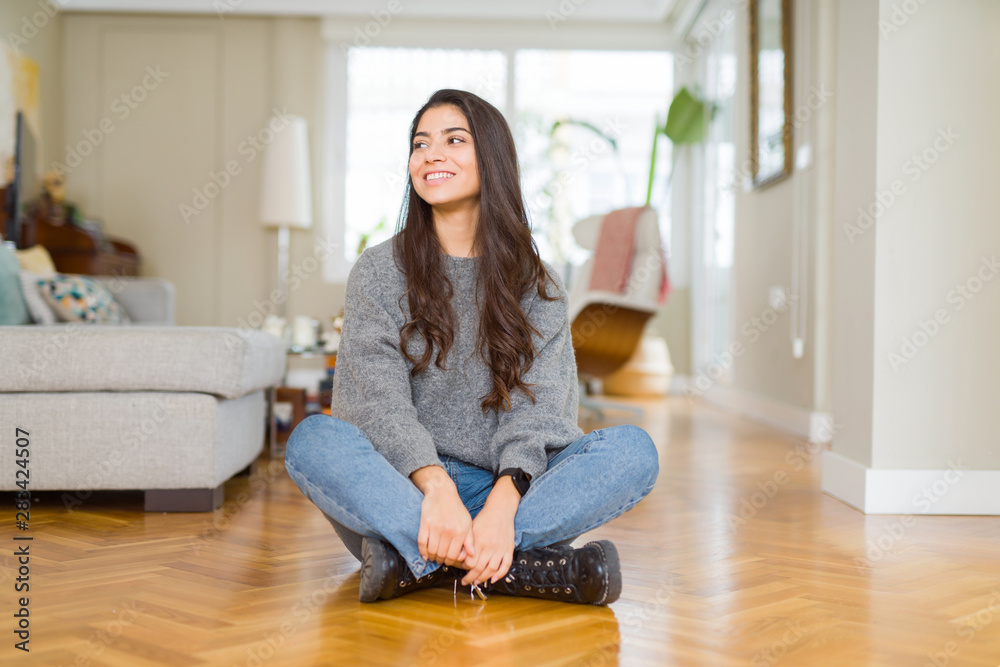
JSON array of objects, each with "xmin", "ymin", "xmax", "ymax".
[
  {"xmin": 820, "ymin": 450, "xmax": 867, "ymax": 511},
  {"xmin": 700, "ymin": 384, "xmax": 834, "ymax": 443},
  {"xmin": 808, "ymin": 412, "xmax": 836, "ymax": 444},
  {"xmin": 822, "ymin": 450, "xmax": 1000, "ymax": 515}
]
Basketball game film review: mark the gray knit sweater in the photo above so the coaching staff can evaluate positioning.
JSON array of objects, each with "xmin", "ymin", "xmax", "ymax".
[{"xmin": 332, "ymin": 238, "xmax": 583, "ymax": 481}]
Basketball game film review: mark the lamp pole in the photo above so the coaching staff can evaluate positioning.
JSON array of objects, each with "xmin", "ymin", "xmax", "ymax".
[
  {"xmin": 276, "ymin": 225, "xmax": 290, "ymax": 319},
  {"xmin": 259, "ymin": 115, "xmax": 313, "ymax": 322}
]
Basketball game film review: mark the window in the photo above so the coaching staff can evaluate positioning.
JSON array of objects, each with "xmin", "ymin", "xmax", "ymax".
[
  {"xmin": 344, "ymin": 48, "xmax": 507, "ymax": 261},
  {"xmin": 336, "ymin": 45, "xmax": 672, "ymax": 274},
  {"xmin": 693, "ymin": 10, "xmax": 737, "ymax": 376},
  {"xmin": 515, "ymin": 50, "xmax": 673, "ymax": 266}
]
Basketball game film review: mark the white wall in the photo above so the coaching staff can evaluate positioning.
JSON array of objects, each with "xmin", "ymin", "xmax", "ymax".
[
  {"xmin": 871, "ymin": 0, "xmax": 1000, "ymax": 470},
  {"xmin": 61, "ymin": 13, "xmax": 341, "ymax": 329},
  {"xmin": 830, "ymin": 0, "xmax": 1000, "ymax": 473},
  {"xmin": 821, "ymin": 0, "xmax": 1000, "ymax": 514},
  {"xmin": 830, "ymin": 0, "xmax": 879, "ymax": 467}
]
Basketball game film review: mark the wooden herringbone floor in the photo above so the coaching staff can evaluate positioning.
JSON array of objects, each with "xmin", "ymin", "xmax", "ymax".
[{"xmin": 3, "ymin": 397, "xmax": 1000, "ymax": 666}]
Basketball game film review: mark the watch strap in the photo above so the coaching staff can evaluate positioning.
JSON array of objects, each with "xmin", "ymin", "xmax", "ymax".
[{"xmin": 496, "ymin": 467, "xmax": 531, "ymax": 497}]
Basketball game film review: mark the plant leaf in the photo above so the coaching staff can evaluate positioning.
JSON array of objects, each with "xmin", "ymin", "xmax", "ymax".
[
  {"xmin": 550, "ymin": 118, "xmax": 619, "ymax": 151},
  {"xmin": 664, "ymin": 86, "xmax": 710, "ymax": 144}
]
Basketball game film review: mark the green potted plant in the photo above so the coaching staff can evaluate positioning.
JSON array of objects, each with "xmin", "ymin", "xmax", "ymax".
[{"xmin": 645, "ymin": 85, "xmax": 713, "ymax": 205}]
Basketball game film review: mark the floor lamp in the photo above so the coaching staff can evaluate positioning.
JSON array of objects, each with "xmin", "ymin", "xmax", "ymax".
[{"xmin": 259, "ymin": 115, "xmax": 313, "ymax": 319}]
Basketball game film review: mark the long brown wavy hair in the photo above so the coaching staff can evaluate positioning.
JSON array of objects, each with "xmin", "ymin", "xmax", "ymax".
[{"xmin": 392, "ymin": 89, "xmax": 560, "ymax": 413}]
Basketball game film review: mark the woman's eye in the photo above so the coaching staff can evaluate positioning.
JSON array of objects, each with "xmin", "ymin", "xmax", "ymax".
[{"xmin": 412, "ymin": 136, "xmax": 467, "ymax": 151}]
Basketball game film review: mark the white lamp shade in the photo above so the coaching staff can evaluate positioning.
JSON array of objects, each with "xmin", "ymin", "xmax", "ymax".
[{"xmin": 259, "ymin": 115, "xmax": 313, "ymax": 229}]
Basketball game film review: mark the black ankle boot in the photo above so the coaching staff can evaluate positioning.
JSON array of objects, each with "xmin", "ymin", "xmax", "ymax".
[
  {"xmin": 359, "ymin": 537, "xmax": 460, "ymax": 602},
  {"xmin": 487, "ymin": 540, "xmax": 622, "ymax": 605}
]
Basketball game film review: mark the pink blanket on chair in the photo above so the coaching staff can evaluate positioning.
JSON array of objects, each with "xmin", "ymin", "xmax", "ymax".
[{"xmin": 588, "ymin": 206, "xmax": 671, "ymax": 303}]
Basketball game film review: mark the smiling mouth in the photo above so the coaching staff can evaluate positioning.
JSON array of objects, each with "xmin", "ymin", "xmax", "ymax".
[{"xmin": 425, "ymin": 172, "xmax": 455, "ymax": 181}]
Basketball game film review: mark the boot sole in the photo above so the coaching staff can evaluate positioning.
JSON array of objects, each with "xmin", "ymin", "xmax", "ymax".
[
  {"xmin": 359, "ymin": 537, "xmax": 395, "ymax": 602},
  {"xmin": 585, "ymin": 540, "xmax": 622, "ymax": 605}
]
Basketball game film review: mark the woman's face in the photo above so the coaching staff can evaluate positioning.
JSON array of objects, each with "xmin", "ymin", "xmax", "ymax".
[{"xmin": 408, "ymin": 104, "xmax": 480, "ymax": 211}]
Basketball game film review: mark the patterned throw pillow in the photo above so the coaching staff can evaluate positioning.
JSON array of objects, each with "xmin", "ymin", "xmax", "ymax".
[
  {"xmin": 36, "ymin": 274, "xmax": 131, "ymax": 324},
  {"xmin": 18, "ymin": 271, "xmax": 58, "ymax": 324}
]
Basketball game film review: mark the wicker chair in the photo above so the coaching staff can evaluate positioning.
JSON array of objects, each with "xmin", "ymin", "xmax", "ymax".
[{"xmin": 567, "ymin": 207, "xmax": 667, "ymax": 417}]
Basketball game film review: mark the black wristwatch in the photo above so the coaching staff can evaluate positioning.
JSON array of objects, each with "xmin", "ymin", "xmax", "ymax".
[{"xmin": 496, "ymin": 467, "xmax": 531, "ymax": 497}]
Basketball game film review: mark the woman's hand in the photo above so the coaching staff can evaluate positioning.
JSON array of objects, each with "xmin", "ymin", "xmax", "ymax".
[
  {"xmin": 411, "ymin": 465, "xmax": 475, "ymax": 566},
  {"xmin": 461, "ymin": 476, "xmax": 520, "ymax": 586}
]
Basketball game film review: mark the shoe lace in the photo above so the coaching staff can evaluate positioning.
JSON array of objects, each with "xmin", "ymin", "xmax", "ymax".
[
  {"xmin": 453, "ymin": 578, "xmax": 488, "ymax": 600},
  {"xmin": 512, "ymin": 550, "xmax": 575, "ymax": 588}
]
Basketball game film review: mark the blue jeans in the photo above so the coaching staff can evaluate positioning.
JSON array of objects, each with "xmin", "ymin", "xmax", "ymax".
[{"xmin": 285, "ymin": 415, "xmax": 659, "ymax": 578}]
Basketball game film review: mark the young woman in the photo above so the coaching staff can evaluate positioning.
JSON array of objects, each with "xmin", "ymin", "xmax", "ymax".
[{"xmin": 285, "ymin": 89, "xmax": 658, "ymax": 605}]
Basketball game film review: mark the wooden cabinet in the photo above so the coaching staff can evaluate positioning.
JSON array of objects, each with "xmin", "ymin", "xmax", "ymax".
[
  {"xmin": 30, "ymin": 220, "xmax": 140, "ymax": 276},
  {"xmin": 8, "ymin": 192, "xmax": 141, "ymax": 276}
]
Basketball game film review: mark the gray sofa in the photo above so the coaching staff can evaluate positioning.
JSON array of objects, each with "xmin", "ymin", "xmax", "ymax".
[{"xmin": 0, "ymin": 277, "xmax": 285, "ymax": 511}]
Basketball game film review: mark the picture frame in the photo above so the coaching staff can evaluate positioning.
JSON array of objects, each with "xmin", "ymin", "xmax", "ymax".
[{"xmin": 749, "ymin": 0, "xmax": 793, "ymax": 188}]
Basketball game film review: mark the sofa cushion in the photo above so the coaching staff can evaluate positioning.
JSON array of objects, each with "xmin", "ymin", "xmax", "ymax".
[
  {"xmin": 15, "ymin": 245, "xmax": 57, "ymax": 275},
  {"xmin": 95, "ymin": 277, "xmax": 175, "ymax": 325},
  {"xmin": 0, "ymin": 390, "xmax": 266, "ymax": 490},
  {"xmin": 18, "ymin": 271, "xmax": 58, "ymax": 324},
  {"xmin": 0, "ymin": 326, "xmax": 286, "ymax": 399},
  {"xmin": 0, "ymin": 244, "xmax": 30, "ymax": 325},
  {"xmin": 37, "ymin": 274, "xmax": 131, "ymax": 324}
]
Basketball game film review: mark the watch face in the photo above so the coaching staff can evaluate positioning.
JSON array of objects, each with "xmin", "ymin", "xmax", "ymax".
[{"xmin": 513, "ymin": 470, "xmax": 530, "ymax": 496}]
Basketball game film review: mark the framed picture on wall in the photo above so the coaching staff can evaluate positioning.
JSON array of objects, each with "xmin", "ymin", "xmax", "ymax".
[{"xmin": 749, "ymin": 0, "xmax": 793, "ymax": 188}]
